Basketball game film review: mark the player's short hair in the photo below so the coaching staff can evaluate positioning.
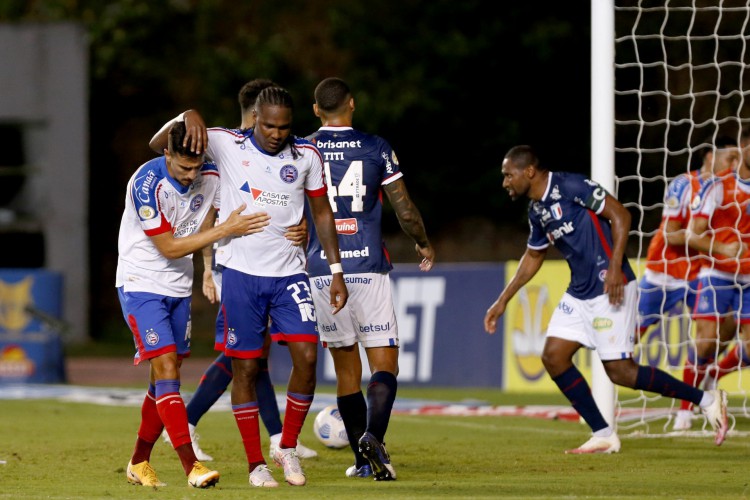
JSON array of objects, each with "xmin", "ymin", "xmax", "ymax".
[
  {"xmin": 238, "ymin": 78, "xmax": 276, "ymax": 114},
  {"xmin": 505, "ymin": 145, "xmax": 541, "ymax": 171},
  {"xmin": 167, "ymin": 121, "xmax": 201, "ymax": 158},
  {"xmin": 314, "ymin": 77, "xmax": 351, "ymax": 113}
]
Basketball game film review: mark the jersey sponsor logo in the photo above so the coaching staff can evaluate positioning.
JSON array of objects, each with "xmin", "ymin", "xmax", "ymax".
[
  {"xmin": 335, "ymin": 218, "xmax": 359, "ymax": 234},
  {"xmin": 551, "ymin": 203, "xmax": 563, "ymax": 220},
  {"xmin": 189, "ymin": 194, "xmax": 204, "ymax": 212},
  {"xmin": 138, "ymin": 205, "xmax": 156, "ymax": 220},
  {"xmin": 315, "ymin": 139, "xmax": 363, "ymax": 149},
  {"xmin": 592, "ymin": 317, "xmax": 613, "ymax": 331},
  {"xmin": 144, "ymin": 328, "xmax": 159, "ymax": 346},
  {"xmin": 173, "ymin": 218, "xmax": 199, "ymax": 237},
  {"xmin": 550, "ymin": 185, "xmax": 561, "ymax": 200},
  {"xmin": 319, "ymin": 323, "xmax": 337, "ymax": 332},
  {"xmin": 279, "ymin": 164, "xmax": 298, "ymax": 184},
  {"xmin": 558, "ymin": 301, "xmax": 574, "ymax": 314},
  {"xmin": 546, "ymin": 221, "xmax": 574, "ymax": 243},
  {"xmin": 321, "ymin": 246, "xmax": 370, "ymax": 259},
  {"xmin": 240, "ymin": 182, "xmax": 291, "ymax": 207},
  {"xmin": 359, "ymin": 321, "xmax": 391, "ymax": 333},
  {"xmin": 313, "ymin": 275, "xmax": 374, "ymax": 287},
  {"xmin": 382, "ymin": 152, "xmax": 394, "ymax": 174},
  {"xmin": 136, "ymin": 169, "xmax": 157, "ymax": 204}
]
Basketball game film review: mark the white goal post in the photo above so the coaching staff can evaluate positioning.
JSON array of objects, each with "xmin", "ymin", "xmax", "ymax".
[{"xmin": 592, "ymin": 0, "xmax": 750, "ymax": 436}]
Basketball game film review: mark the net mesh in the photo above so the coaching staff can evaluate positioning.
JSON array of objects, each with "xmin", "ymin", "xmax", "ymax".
[{"xmin": 614, "ymin": 0, "xmax": 750, "ymax": 436}]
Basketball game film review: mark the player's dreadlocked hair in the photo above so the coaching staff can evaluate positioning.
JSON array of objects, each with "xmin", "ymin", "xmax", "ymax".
[
  {"xmin": 254, "ymin": 86, "xmax": 300, "ymax": 159},
  {"xmin": 168, "ymin": 121, "xmax": 201, "ymax": 158}
]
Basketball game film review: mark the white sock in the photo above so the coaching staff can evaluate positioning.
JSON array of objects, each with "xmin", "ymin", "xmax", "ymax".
[
  {"xmin": 699, "ymin": 391, "xmax": 714, "ymax": 409},
  {"xmin": 593, "ymin": 426, "xmax": 613, "ymax": 438}
]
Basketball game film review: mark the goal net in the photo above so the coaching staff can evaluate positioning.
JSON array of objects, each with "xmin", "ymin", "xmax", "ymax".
[{"xmin": 612, "ymin": 0, "xmax": 750, "ymax": 436}]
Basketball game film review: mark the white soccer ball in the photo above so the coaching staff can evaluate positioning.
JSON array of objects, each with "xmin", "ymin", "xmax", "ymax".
[{"xmin": 312, "ymin": 404, "xmax": 348, "ymax": 449}]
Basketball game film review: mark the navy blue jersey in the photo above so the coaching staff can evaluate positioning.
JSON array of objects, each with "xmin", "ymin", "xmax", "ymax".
[
  {"xmin": 305, "ymin": 126, "xmax": 403, "ymax": 276},
  {"xmin": 527, "ymin": 171, "xmax": 636, "ymax": 300}
]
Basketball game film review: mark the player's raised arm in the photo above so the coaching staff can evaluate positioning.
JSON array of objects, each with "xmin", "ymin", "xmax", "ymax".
[{"xmin": 149, "ymin": 109, "xmax": 208, "ymax": 155}]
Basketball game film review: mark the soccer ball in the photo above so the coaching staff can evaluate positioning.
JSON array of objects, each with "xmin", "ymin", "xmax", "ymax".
[{"xmin": 312, "ymin": 404, "xmax": 348, "ymax": 449}]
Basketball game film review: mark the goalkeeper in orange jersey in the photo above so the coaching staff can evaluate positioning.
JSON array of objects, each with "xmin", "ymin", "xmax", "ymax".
[
  {"xmin": 485, "ymin": 145, "xmax": 729, "ymax": 454},
  {"xmin": 635, "ymin": 136, "xmax": 740, "ymax": 431}
]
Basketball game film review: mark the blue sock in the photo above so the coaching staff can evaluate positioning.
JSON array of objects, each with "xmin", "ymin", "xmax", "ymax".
[
  {"xmin": 635, "ymin": 365, "xmax": 703, "ymax": 406},
  {"xmin": 552, "ymin": 366, "xmax": 609, "ymax": 433},
  {"xmin": 186, "ymin": 353, "xmax": 232, "ymax": 426},
  {"xmin": 366, "ymin": 371, "xmax": 397, "ymax": 442},
  {"xmin": 256, "ymin": 358, "xmax": 282, "ymax": 436}
]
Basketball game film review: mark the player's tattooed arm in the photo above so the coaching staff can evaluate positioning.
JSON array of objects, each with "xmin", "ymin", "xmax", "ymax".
[{"xmin": 384, "ymin": 178, "xmax": 435, "ymax": 270}]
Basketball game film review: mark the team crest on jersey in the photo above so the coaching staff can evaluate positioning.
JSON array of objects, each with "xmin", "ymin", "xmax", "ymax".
[
  {"xmin": 279, "ymin": 164, "xmax": 298, "ymax": 184},
  {"xmin": 190, "ymin": 194, "xmax": 204, "ymax": 212},
  {"xmin": 690, "ymin": 193, "xmax": 701, "ymax": 210},
  {"xmin": 144, "ymin": 328, "xmax": 159, "ymax": 346},
  {"xmin": 550, "ymin": 203, "xmax": 563, "ymax": 220},
  {"xmin": 598, "ymin": 269, "xmax": 607, "ymax": 282},
  {"xmin": 138, "ymin": 206, "xmax": 156, "ymax": 220},
  {"xmin": 227, "ymin": 328, "xmax": 237, "ymax": 346},
  {"xmin": 665, "ymin": 194, "xmax": 680, "ymax": 209}
]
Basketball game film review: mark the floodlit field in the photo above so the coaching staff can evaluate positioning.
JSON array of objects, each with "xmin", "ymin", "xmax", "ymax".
[{"xmin": 0, "ymin": 387, "xmax": 747, "ymax": 499}]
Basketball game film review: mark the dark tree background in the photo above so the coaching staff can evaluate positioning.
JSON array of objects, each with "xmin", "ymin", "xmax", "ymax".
[{"xmin": 0, "ymin": 1, "xmax": 591, "ymax": 341}]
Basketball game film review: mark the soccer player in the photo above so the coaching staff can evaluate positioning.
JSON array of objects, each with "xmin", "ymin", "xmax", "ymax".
[
  {"xmin": 304, "ymin": 77, "xmax": 434, "ymax": 480},
  {"xmin": 702, "ymin": 125, "xmax": 750, "ymax": 387},
  {"xmin": 638, "ymin": 136, "xmax": 739, "ymax": 339},
  {"xmin": 684, "ymin": 133, "xmax": 750, "ymax": 426},
  {"xmin": 640, "ymin": 137, "xmax": 739, "ymax": 431},
  {"xmin": 483, "ymin": 145, "xmax": 729, "ymax": 453},
  {"xmin": 154, "ymin": 85, "xmax": 348, "ymax": 488},
  {"xmin": 117, "ymin": 121, "xmax": 269, "ymax": 488},
  {"xmin": 157, "ymin": 79, "xmax": 317, "ymax": 461}
]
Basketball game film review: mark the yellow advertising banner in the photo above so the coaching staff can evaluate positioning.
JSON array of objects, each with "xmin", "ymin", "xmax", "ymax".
[{"xmin": 503, "ymin": 260, "xmax": 750, "ymax": 393}]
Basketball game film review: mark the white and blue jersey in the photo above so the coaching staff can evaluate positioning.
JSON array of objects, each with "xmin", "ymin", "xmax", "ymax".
[
  {"xmin": 115, "ymin": 156, "xmax": 219, "ymax": 297},
  {"xmin": 527, "ymin": 171, "xmax": 636, "ymax": 300},
  {"xmin": 304, "ymin": 126, "xmax": 403, "ymax": 277},
  {"xmin": 206, "ymin": 127, "xmax": 326, "ymax": 277}
]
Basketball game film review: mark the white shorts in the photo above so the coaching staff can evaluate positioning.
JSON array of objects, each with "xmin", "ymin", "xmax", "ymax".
[
  {"xmin": 310, "ymin": 272, "xmax": 398, "ymax": 349},
  {"xmin": 546, "ymin": 281, "xmax": 637, "ymax": 361}
]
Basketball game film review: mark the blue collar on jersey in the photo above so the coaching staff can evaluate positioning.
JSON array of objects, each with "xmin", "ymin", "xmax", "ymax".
[{"xmin": 158, "ymin": 156, "xmax": 192, "ymax": 194}]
